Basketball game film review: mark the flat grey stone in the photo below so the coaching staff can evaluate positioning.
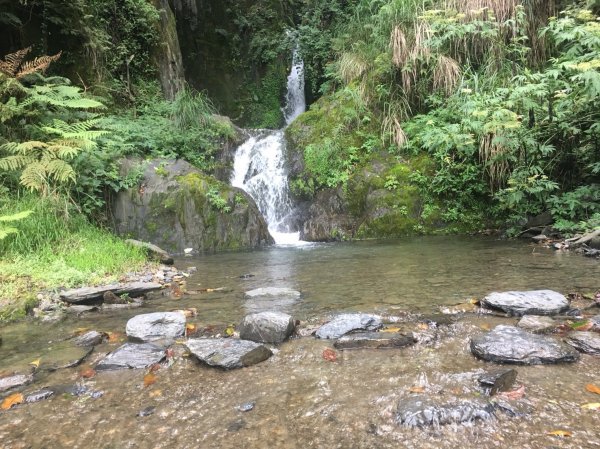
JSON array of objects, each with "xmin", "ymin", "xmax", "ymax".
[
  {"xmin": 517, "ymin": 315, "xmax": 556, "ymax": 334},
  {"xmin": 334, "ymin": 332, "xmax": 416, "ymax": 350},
  {"xmin": 74, "ymin": 330, "xmax": 104, "ymax": 347},
  {"xmin": 238, "ymin": 311, "xmax": 295, "ymax": 344},
  {"xmin": 315, "ymin": 313, "xmax": 382, "ymax": 339},
  {"xmin": 478, "ymin": 369, "xmax": 518, "ymax": 395},
  {"xmin": 0, "ymin": 374, "xmax": 33, "ymax": 392},
  {"xmin": 60, "ymin": 282, "xmax": 162, "ymax": 304},
  {"xmin": 244, "ymin": 287, "xmax": 301, "ymax": 299},
  {"xmin": 26, "ymin": 389, "xmax": 54, "ymax": 403},
  {"xmin": 41, "ymin": 343, "xmax": 93, "ymax": 371},
  {"xmin": 396, "ymin": 395, "xmax": 495, "ymax": 428},
  {"xmin": 96, "ymin": 343, "xmax": 166, "ymax": 370},
  {"xmin": 126, "ymin": 312, "xmax": 186, "ymax": 342},
  {"xmin": 186, "ymin": 338, "xmax": 272, "ymax": 369},
  {"xmin": 471, "ymin": 325, "xmax": 579, "ymax": 364},
  {"xmin": 566, "ymin": 331, "xmax": 600, "ymax": 355},
  {"xmin": 481, "ymin": 290, "xmax": 569, "ymax": 316}
]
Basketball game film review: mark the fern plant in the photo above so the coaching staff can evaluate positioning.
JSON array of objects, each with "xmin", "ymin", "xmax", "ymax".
[{"xmin": 0, "ymin": 209, "xmax": 32, "ymax": 240}]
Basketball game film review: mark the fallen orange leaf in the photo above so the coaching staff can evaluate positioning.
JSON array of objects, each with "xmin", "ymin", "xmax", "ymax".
[
  {"xmin": 322, "ymin": 348, "xmax": 337, "ymax": 362},
  {"xmin": 586, "ymin": 384, "xmax": 600, "ymax": 395},
  {"xmin": 80, "ymin": 367, "xmax": 97, "ymax": 379},
  {"xmin": 496, "ymin": 385, "xmax": 525, "ymax": 400},
  {"xmin": 186, "ymin": 323, "xmax": 197, "ymax": 336},
  {"xmin": 548, "ymin": 430, "xmax": 572, "ymax": 437},
  {"xmin": 143, "ymin": 372, "xmax": 157, "ymax": 387},
  {"xmin": 409, "ymin": 386, "xmax": 426, "ymax": 393},
  {"xmin": 1, "ymin": 393, "xmax": 23, "ymax": 410},
  {"xmin": 107, "ymin": 332, "xmax": 123, "ymax": 343}
]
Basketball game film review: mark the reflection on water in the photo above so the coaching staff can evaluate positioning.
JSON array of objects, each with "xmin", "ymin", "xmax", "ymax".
[{"xmin": 0, "ymin": 237, "xmax": 599, "ymax": 448}]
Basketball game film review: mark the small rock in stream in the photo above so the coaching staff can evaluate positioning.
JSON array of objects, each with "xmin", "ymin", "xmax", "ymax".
[
  {"xmin": 238, "ymin": 311, "xmax": 296, "ymax": 344},
  {"xmin": 126, "ymin": 312, "xmax": 186, "ymax": 342},
  {"xmin": 96, "ymin": 342, "xmax": 166, "ymax": 370},
  {"xmin": 41, "ymin": 343, "xmax": 93, "ymax": 371},
  {"xmin": 186, "ymin": 338, "xmax": 272, "ymax": 369},
  {"xmin": 566, "ymin": 331, "xmax": 600, "ymax": 355},
  {"xmin": 25, "ymin": 389, "xmax": 54, "ymax": 403},
  {"xmin": 316, "ymin": 313, "xmax": 383, "ymax": 339},
  {"xmin": 137, "ymin": 406, "xmax": 156, "ymax": 417},
  {"xmin": 74, "ymin": 330, "xmax": 105, "ymax": 347},
  {"xmin": 481, "ymin": 290, "xmax": 569, "ymax": 316},
  {"xmin": 334, "ymin": 332, "xmax": 416, "ymax": 350},
  {"xmin": 516, "ymin": 315, "xmax": 556, "ymax": 334},
  {"xmin": 471, "ymin": 325, "xmax": 580, "ymax": 364},
  {"xmin": 236, "ymin": 402, "xmax": 255, "ymax": 412},
  {"xmin": 239, "ymin": 274, "xmax": 254, "ymax": 279},
  {"xmin": 396, "ymin": 395, "xmax": 495, "ymax": 428},
  {"xmin": 244, "ymin": 287, "xmax": 301, "ymax": 299},
  {"xmin": 0, "ymin": 374, "xmax": 33, "ymax": 392},
  {"xmin": 478, "ymin": 369, "xmax": 518, "ymax": 396}
]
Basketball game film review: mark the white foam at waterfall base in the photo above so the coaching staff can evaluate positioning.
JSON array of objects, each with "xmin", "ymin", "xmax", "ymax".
[{"xmin": 230, "ymin": 39, "xmax": 308, "ymax": 246}]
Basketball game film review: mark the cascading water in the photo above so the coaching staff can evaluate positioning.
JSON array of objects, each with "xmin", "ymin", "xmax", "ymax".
[{"xmin": 231, "ymin": 38, "xmax": 306, "ymax": 245}]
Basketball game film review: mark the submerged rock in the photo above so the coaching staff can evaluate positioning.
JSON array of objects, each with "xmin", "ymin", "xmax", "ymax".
[
  {"xmin": 25, "ymin": 389, "xmax": 54, "ymax": 403},
  {"xmin": 481, "ymin": 290, "xmax": 569, "ymax": 316},
  {"xmin": 74, "ymin": 330, "xmax": 105, "ymax": 347},
  {"xmin": 41, "ymin": 343, "xmax": 93, "ymax": 371},
  {"xmin": 238, "ymin": 311, "xmax": 296, "ymax": 344},
  {"xmin": 315, "ymin": 313, "xmax": 383, "ymax": 339},
  {"xmin": 517, "ymin": 315, "xmax": 556, "ymax": 334},
  {"xmin": 244, "ymin": 287, "xmax": 301, "ymax": 299},
  {"xmin": 470, "ymin": 325, "xmax": 579, "ymax": 364},
  {"xmin": 96, "ymin": 343, "xmax": 166, "ymax": 370},
  {"xmin": 478, "ymin": 369, "xmax": 518, "ymax": 396},
  {"xmin": 60, "ymin": 282, "xmax": 162, "ymax": 304},
  {"xmin": 243, "ymin": 288, "xmax": 302, "ymax": 314},
  {"xmin": 0, "ymin": 374, "xmax": 33, "ymax": 392},
  {"xmin": 126, "ymin": 311, "xmax": 186, "ymax": 342},
  {"xmin": 566, "ymin": 331, "xmax": 600, "ymax": 355},
  {"xmin": 396, "ymin": 395, "xmax": 495, "ymax": 428},
  {"xmin": 334, "ymin": 332, "xmax": 416, "ymax": 350},
  {"xmin": 186, "ymin": 338, "xmax": 272, "ymax": 369}
]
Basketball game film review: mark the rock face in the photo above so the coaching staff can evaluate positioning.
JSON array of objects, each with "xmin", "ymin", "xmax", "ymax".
[
  {"xmin": 566, "ymin": 331, "xmax": 600, "ymax": 355},
  {"xmin": 59, "ymin": 282, "xmax": 162, "ymax": 304},
  {"xmin": 96, "ymin": 343, "xmax": 166, "ymax": 370},
  {"xmin": 334, "ymin": 332, "xmax": 416, "ymax": 350},
  {"xmin": 517, "ymin": 315, "xmax": 556, "ymax": 333},
  {"xmin": 481, "ymin": 290, "xmax": 569, "ymax": 316},
  {"xmin": 471, "ymin": 325, "xmax": 579, "ymax": 364},
  {"xmin": 315, "ymin": 314, "xmax": 383, "ymax": 339},
  {"xmin": 126, "ymin": 312, "xmax": 186, "ymax": 342},
  {"xmin": 186, "ymin": 338, "xmax": 272, "ymax": 369},
  {"xmin": 111, "ymin": 159, "xmax": 274, "ymax": 253},
  {"xmin": 396, "ymin": 396, "xmax": 495, "ymax": 428},
  {"xmin": 238, "ymin": 312, "xmax": 296, "ymax": 344}
]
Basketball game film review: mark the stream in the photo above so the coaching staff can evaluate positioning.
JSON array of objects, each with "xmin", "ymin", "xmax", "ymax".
[{"xmin": 1, "ymin": 237, "xmax": 600, "ymax": 448}]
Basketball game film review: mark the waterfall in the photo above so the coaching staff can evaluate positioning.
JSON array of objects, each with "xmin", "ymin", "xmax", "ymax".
[{"xmin": 231, "ymin": 38, "xmax": 306, "ymax": 245}]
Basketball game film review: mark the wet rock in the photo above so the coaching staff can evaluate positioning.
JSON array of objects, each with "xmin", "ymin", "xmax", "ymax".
[
  {"xmin": 244, "ymin": 287, "xmax": 301, "ymax": 299},
  {"xmin": 227, "ymin": 418, "xmax": 247, "ymax": 432},
  {"xmin": 478, "ymin": 369, "xmax": 518, "ymax": 395},
  {"xmin": 566, "ymin": 331, "xmax": 600, "ymax": 355},
  {"xmin": 125, "ymin": 239, "xmax": 174, "ymax": 265},
  {"xmin": 102, "ymin": 298, "xmax": 144, "ymax": 310},
  {"xmin": 334, "ymin": 332, "xmax": 416, "ymax": 350},
  {"xmin": 395, "ymin": 395, "xmax": 495, "ymax": 428},
  {"xmin": 26, "ymin": 389, "xmax": 54, "ymax": 403},
  {"xmin": 238, "ymin": 311, "xmax": 296, "ymax": 344},
  {"xmin": 315, "ymin": 313, "xmax": 383, "ymax": 339},
  {"xmin": 239, "ymin": 273, "xmax": 254, "ymax": 279},
  {"xmin": 481, "ymin": 290, "xmax": 569, "ymax": 316},
  {"xmin": 60, "ymin": 282, "xmax": 162, "ymax": 304},
  {"xmin": 0, "ymin": 374, "xmax": 33, "ymax": 392},
  {"xmin": 138, "ymin": 406, "xmax": 156, "ymax": 417},
  {"xmin": 66, "ymin": 305, "xmax": 99, "ymax": 313},
  {"xmin": 126, "ymin": 311, "xmax": 186, "ymax": 342},
  {"xmin": 590, "ymin": 315, "xmax": 600, "ymax": 330},
  {"xmin": 532, "ymin": 234, "xmax": 549, "ymax": 242},
  {"xmin": 96, "ymin": 343, "xmax": 166, "ymax": 370},
  {"xmin": 42, "ymin": 343, "xmax": 93, "ymax": 371},
  {"xmin": 74, "ymin": 330, "xmax": 105, "ymax": 347},
  {"xmin": 186, "ymin": 338, "xmax": 272, "ymax": 369},
  {"xmin": 470, "ymin": 325, "xmax": 579, "ymax": 364},
  {"xmin": 236, "ymin": 401, "xmax": 255, "ymax": 412},
  {"xmin": 517, "ymin": 315, "xmax": 556, "ymax": 334},
  {"xmin": 62, "ymin": 384, "xmax": 89, "ymax": 396},
  {"xmin": 418, "ymin": 314, "xmax": 456, "ymax": 326}
]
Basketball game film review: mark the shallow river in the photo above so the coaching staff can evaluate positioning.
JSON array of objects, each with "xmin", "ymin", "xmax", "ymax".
[{"xmin": 1, "ymin": 236, "xmax": 600, "ymax": 448}]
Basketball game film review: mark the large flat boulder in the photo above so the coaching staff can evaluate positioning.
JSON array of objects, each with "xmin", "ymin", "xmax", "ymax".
[
  {"xmin": 112, "ymin": 159, "xmax": 273, "ymax": 252},
  {"xmin": 238, "ymin": 311, "xmax": 295, "ymax": 344},
  {"xmin": 334, "ymin": 332, "xmax": 416, "ymax": 350},
  {"xmin": 315, "ymin": 313, "xmax": 382, "ymax": 339},
  {"xmin": 186, "ymin": 338, "xmax": 272, "ymax": 369},
  {"xmin": 396, "ymin": 396, "xmax": 495, "ymax": 428},
  {"xmin": 126, "ymin": 312, "xmax": 186, "ymax": 342},
  {"xmin": 481, "ymin": 290, "xmax": 569, "ymax": 316},
  {"xmin": 96, "ymin": 343, "xmax": 166, "ymax": 370},
  {"xmin": 566, "ymin": 331, "xmax": 600, "ymax": 355},
  {"xmin": 59, "ymin": 282, "xmax": 162, "ymax": 304},
  {"xmin": 471, "ymin": 325, "xmax": 579, "ymax": 365}
]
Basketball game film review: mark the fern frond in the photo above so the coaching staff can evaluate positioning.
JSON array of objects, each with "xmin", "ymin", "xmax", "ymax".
[
  {"xmin": 45, "ymin": 159, "xmax": 76, "ymax": 183},
  {"xmin": 0, "ymin": 154, "xmax": 33, "ymax": 170},
  {"xmin": 19, "ymin": 162, "xmax": 47, "ymax": 192},
  {"xmin": 0, "ymin": 141, "xmax": 47, "ymax": 155},
  {"xmin": 0, "ymin": 47, "xmax": 31, "ymax": 77},
  {"xmin": 16, "ymin": 52, "xmax": 61, "ymax": 79},
  {"xmin": 0, "ymin": 227, "xmax": 19, "ymax": 240},
  {"xmin": 0, "ymin": 210, "xmax": 33, "ymax": 222},
  {"xmin": 47, "ymin": 142, "xmax": 84, "ymax": 158}
]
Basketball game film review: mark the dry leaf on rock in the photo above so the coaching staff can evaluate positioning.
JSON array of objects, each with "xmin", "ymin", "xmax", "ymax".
[
  {"xmin": 586, "ymin": 384, "xmax": 600, "ymax": 395},
  {"xmin": 1, "ymin": 393, "xmax": 23, "ymax": 410},
  {"xmin": 143, "ymin": 372, "xmax": 157, "ymax": 388},
  {"xmin": 322, "ymin": 348, "xmax": 338, "ymax": 362}
]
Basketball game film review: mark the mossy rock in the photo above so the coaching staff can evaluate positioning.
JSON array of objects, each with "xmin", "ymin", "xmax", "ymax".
[{"xmin": 112, "ymin": 158, "xmax": 273, "ymax": 253}]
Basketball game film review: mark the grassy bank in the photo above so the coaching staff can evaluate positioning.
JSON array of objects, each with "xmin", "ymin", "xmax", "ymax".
[{"xmin": 0, "ymin": 195, "xmax": 153, "ymax": 321}]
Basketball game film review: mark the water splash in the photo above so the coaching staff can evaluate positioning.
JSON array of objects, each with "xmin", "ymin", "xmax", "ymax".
[{"xmin": 231, "ymin": 37, "xmax": 307, "ymax": 245}]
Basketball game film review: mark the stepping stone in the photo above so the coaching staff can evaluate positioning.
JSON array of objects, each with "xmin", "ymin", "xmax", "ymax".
[
  {"xmin": 566, "ymin": 331, "xmax": 600, "ymax": 355},
  {"xmin": 481, "ymin": 290, "xmax": 569, "ymax": 316},
  {"xmin": 126, "ymin": 312, "xmax": 186, "ymax": 342},
  {"xmin": 238, "ymin": 311, "xmax": 296, "ymax": 344},
  {"xmin": 59, "ymin": 282, "xmax": 162, "ymax": 304},
  {"xmin": 186, "ymin": 338, "xmax": 272, "ymax": 369},
  {"xmin": 470, "ymin": 325, "xmax": 579, "ymax": 365},
  {"xmin": 96, "ymin": 343, "xmax": 166, "ymax": 370},
  {"xmin": 396, "ymin": 395, "xmax": 495, "ymax": 428},
  {"xmin": 315, "ymin": 313, "xmax": 382, "ymax": 339},
  {"xmin": 334, "ymin": 332, "xmax": 416, "ymax": 350}
]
